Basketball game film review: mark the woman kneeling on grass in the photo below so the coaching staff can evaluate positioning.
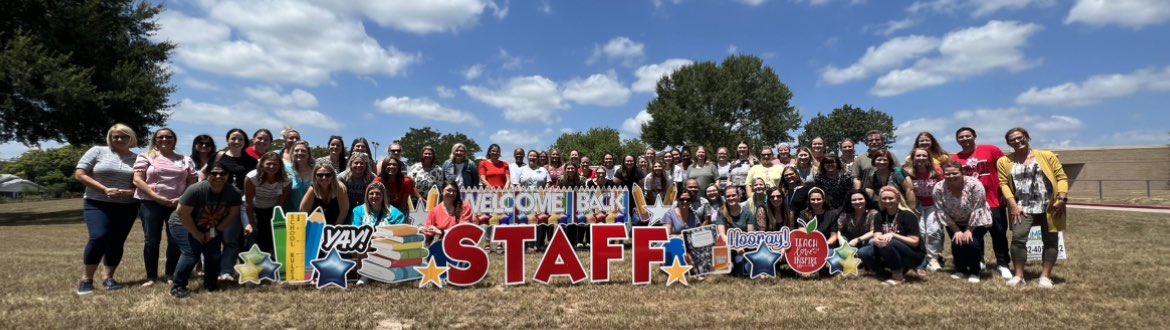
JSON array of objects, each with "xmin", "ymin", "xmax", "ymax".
[
  {"xmin": 169, "ymin": 161, "xmax": 242, "ymax": 298},
  {"xmin": 933, "ymin": 161, "xmax": 993, "ymax": 283},
  {"xmin": 856, "ymin": 186, "xmax": 924, "ymax": 286}
]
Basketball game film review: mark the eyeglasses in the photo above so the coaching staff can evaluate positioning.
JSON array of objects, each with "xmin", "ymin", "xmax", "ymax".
[
  {"xmin": 156, "ymin": 136, "xmax": 175, "ymax": 141},
  {"xmin": 112, "ymin": 135, "xmax": 130, "ymax": 141},
  {"xmin": 316, "ymin": 173, "xmax": 334, "ymax": 178},
  {"xmin": 390, "ymin": 149, "xmax": 402, "ymax": 153},
  {"xmin": 208, "ymin": 171, "xmax": 229, "ymax": 178}
]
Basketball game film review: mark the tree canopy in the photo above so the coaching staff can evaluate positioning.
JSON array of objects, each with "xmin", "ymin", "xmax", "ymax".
[
  {"xmin": 640, "ymin": 54, "xmax": 801, "ymax": 152},
  {"xmin": 549, "ymin": 127, "xmax": 647, "ymax": 162},
  {"xmin": 1, "ymin": 0, "xmax": 174, "ymax": 147},
  {"xmin": 1, "ymin": 145, "xmax": 88, "ymax": 197},
  {"xmin": 798, "ymin": 104, "xmax": 896, "ymax": 154},
  {"xmin": 396, "ymin": 127, "xmax": 481, "ymax": 163}
]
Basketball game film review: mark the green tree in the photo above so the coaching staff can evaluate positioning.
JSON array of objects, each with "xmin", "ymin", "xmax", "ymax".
[
  {"xmin": 549, "ymin": 127, "xmax": 647, "ymax": 161},
  {"xmin": 641, "ymin": 54, "xmax": 801, "ymax": 152},
  {"xmin": 395, "ymin": 127, "xmax": 481, "ymax": 163},
  {"xmin": 1, "ymin": 0, "xmax": 174, "ymax": 147},
  {"xmin": 798, "ymin": 104, "xmax": 896, "ymax": 154},
  {"xmin": 1, "ymin": 145, "xmax": 89, "ymax": 197}
]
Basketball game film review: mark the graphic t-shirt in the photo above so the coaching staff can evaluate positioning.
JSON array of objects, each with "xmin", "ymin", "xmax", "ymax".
[
  {"xmin": 169, "ymin": 181, "xmax": 243, "ymax": 232},
  {"xmin": 951, "ymin": 145, "xmax": 1005, "ymax": 208}
]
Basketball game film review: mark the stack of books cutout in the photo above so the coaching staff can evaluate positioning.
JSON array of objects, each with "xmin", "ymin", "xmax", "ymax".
[{"xmin": 358, "ymin": 225, "xmax": 427, "ymax": 283}]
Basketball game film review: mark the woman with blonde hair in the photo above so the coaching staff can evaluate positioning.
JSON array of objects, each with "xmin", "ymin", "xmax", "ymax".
[
  {"xmin": 340, "ymin": 152, "xmax": 376, "ymax": 210},
  {"xmin": 133, "ymin": 128, "xmax": 197, "ymax": 286},
  {"xmin": 300, "ymin": 162, "xmax": 349, "ymax": 225},
  {"xmin": 351, "ymin": 181, "xmax": 406, "ymax": 226},
  {"xmin": 244, "ymin": 151, "xmax": 290, "ymax": 256},
  {"xmin": 285, "ymin": 141, "xmax": 314, "ymax": 211},
  {"xmin": 795, "ymin": 147, "xmax": 817, "ymax": 184},
  {"xmin": 856, "ymin": 186, "xmax": 924, "ymax": 286},
  {"xmin": 75, "ymin": 124, "xmax": 139, "ymax": 295}
]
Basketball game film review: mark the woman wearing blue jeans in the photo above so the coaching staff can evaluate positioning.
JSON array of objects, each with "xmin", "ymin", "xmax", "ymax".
[
  {"xmin": 133, "ymin": 128, "xmax": 197, "ymax": 287},
  {"xmin": 168, "ymin": 162, "xmax": 242, "ymax": 298},
  {"xmin": 74, "ymin": 124, "xmax": 140, "ymax": 295}
]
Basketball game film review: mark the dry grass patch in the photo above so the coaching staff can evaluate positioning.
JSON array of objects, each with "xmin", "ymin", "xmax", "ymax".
[{"xmin": 2, "ymin": 200, "xmax": 1169, "ymax": 329}]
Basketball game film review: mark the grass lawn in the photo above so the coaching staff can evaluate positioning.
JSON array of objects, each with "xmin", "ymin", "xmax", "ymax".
[{"xmin": 2, "ymin": 199, "xmax": 1168, "ymax": 329}]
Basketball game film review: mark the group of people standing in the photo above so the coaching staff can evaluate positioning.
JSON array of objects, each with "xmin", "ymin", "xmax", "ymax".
[{"xmin": 73, "ymin": 123, "xmax": 1067, "ymax": 298}]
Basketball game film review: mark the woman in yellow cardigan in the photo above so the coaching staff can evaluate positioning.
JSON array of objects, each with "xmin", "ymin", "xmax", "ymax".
[{"xmin": 996, "ymin": 127, "xmax": 1068, "ymax": 288}]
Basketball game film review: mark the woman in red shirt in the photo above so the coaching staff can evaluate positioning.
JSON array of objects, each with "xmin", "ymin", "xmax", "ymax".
[
  {"xmin": 377, "ymin": 158, "xmax": 421, "ymax": 212},
  {"xmin": 478, "ymin": 144, "xmax": 510, "ymax": 189}
]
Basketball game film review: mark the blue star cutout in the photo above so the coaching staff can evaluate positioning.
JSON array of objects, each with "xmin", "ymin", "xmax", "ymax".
[
  {"xmin": 663, "ymin": 237, "xmax": 688, "ymax": 267},
  {"xmin": 745, "ymin": 242, "xmax": 783, "ymax": 279},
  {"xmin": 311, "ymin": 248, "xmax": 356, "ymax": 289},
  {"xmin": 259, "ymin": 255, "xmax": 282, "ymax": 283},
  {"xmin": 826, "ymin": 253, "xmax": 845, "ymax": 275}
]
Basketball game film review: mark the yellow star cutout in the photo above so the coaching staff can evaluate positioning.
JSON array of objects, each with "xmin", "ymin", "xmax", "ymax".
[
  {"xmin": 235, "ymin": 262, "xmax": 262, "ymax": 284},
  {"xmin": 841, "ymin": 257, "xmax": 863, "ymax": 276},
  {"xmin": 660, "ymin": 256, "xmax": 693, "ymax": 287},
  {"xmin": 414, "ymin": 258, "xmax": 449, "ymax": 288}
]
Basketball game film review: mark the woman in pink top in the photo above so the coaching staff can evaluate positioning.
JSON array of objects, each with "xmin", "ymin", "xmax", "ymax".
[
  {"xmin": 132, "ymin": 128, "xmax": 197, "ymax": 286},
  {"xmin": 422, "ymin": 180, "xmax": 473, "ymax": 244}
]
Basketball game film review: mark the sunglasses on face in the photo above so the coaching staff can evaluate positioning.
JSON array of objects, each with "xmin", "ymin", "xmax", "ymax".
[
  {"xmin": 112, "ymin": 135, "xmax": 130, "ymax": 141},
  {"xmin": 316, "ymin": 173, "xmax": 334, "ymax": 178},
  {"xmin": 391, "ymin": 149, "xmax": 402, "ymax": 153},
  {"xmin": 156, "ymin": 135, "xmax": 175, "ymax": 141},
  {"xmin": 208, "ymin": 171, "xmax": 228, "ymax": 178}
]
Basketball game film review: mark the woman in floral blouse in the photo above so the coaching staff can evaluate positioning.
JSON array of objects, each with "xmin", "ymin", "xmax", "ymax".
[
  {"xmin": 407, "ymin": 146, "xmax": 446, "ymax": 200},
  {"xmin": 932, "ymin": 161, "xmax": 992, "ymax": 283}
]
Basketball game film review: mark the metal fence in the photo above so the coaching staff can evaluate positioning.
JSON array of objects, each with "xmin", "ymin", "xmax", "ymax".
[{"xmin": 1069, "ymin": 180, "xmax": 1170, "ymax": 200}]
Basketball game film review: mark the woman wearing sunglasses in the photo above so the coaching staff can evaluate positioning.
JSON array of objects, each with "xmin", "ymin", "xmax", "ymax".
[{"xmin": 300, "ymin": 162, "xmax": 350, "ymax": 225}]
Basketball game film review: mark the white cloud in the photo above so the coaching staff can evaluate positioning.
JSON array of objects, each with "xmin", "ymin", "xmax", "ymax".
[
  {"xmin": 588, "ymin": 37, "xmax": 646, "ymax": 67},
  {"xmin": 243, "ymin": 86, "xmax": 319, "ymax": 108},
  {"xmin": 435, "ymin": 86, "xmax": 457, "ymax": 98},
  {"xmin": 895, "ymin": 107, "xmax": 1084, "ymax": 152},
  {"xmin": 908, "ymin": 0, "xmax": 1053, "ymax": 17},
  {"xmin": 539, "ymin": 1, "xmax": 552, "ymax": 13},
  {"xmin": 1066, "ymin": 0, "xmax": 1170, "ymax": 29},
  {"xmin": 154, "ymin": 3, "xmax": 419, "ymax": 86},
  {"xmin": 651, "ymin": 0, "xmax": 683, "ymax": 9},
  {"xmin": 870, "ymin": 20, "xmax": 1042, "ymax": 96},
  {"xmin": 463, "ymin": 64, "xmax": 485, "ymax": 80},
  {"xmin": 1102, "ymin": 129, "xmax": 1170, "ymax": 146},
  {"xmin": 373, "ymin": 96, "xmax": 482, "ymax": 126},
  {"xmin": 727, "ymin": 44, "xmax": 739, "ymax": 54},
  {"xmin": 183, "ymin": 78, "xmax": 220, "ymax": 91},
  {"xmin": 498, "ymin": 48, "xmax": 527, "ymax": 70},
  {"xmin": 562, "ymin": 71, "xmax": 632, "ymax": 107},
  {"xmin": 821, "ymin": 35, "xmax": 939, "ymax": 84},
  {"xmin": 310, "ymin": 0, "xmax": 506, "ymax": 34},
  {"xmin": 489, "ymin": 129, "xmax": 543, "ymax": 150},
  {"xmin": 632, "ymin": 58, "xmax": 694, "ymax": 93},
  {"xmin": 1016, "ymin": 66, "xmax": 1170, "ymax": 107},
  {"xmin": 462, "ymin": 75, "xmax": 567, "ymax": 124},
  {"xmin": 169, "ymin": 98, "xmax": 340, "ymax": 131},
  {"xmin": 621, "ymin": 110, "xmax": 654, "ymax": 138},
  {"xmin": 864, "ymin": 18, "xmax": 917, "ymax": 36},
  {"xmin": 737, "ymin": 0, "xmax": 768, "ymax": 6}
]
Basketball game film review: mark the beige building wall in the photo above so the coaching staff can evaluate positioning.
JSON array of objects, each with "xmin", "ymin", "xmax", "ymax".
[{"xmin": 1049, "ymin": 146, "xmax": 1170, "ymax": 198}]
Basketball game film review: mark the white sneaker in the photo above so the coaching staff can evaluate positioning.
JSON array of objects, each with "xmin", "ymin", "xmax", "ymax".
[
  {"xmin": 928, "ymin": 259, "xmax": 942, "ymax": 272},
  {"xmin": 217, "ymin": 274, "xmax": 234, "ymax": 282},
  {"xmin": 996, "ymin": 266, "xmax": 1013, "ymax": 280},
  {"xmin": 950, "ymin": 272, "xmax": 963, "ymax": 279},
  {"xmin": 968, "ymin": 275, "xmax": 981, "ymax": 283},
  {"xmin": 1037, "ymin": 277, "xmax": 1054, "ymax": 288},
  {"xmin": 1006, "ymin": 277, "xmax": 1025, "ymax": 287}
]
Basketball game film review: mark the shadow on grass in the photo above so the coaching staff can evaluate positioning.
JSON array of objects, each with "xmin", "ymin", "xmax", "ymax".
[{"xmin": 0, "ymin": 209, "xmax": 85, "ymax": 227}]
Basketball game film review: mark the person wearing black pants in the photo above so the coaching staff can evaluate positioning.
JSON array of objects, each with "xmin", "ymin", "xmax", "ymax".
[
  {"xmin": 74, "ymin": 124, "xmax": 140, "ymax": 295},
  {"xmin": 951, "ymin": 127, "xmax": 1012, "ymax": 279},
  {"xmin": 169, "ymin": 164, "xmax": 242, "ymax": 298}
]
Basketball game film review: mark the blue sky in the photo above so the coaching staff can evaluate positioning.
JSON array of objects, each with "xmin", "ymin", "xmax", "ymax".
[{"xmin": 4, "ymin": 0, "xmax": 1169, "ymax": 160}]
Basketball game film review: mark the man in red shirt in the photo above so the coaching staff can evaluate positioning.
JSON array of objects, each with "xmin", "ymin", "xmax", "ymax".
[{"xmin": 950, "ymin": 127, "xmax": 1011, "ymax": 279}]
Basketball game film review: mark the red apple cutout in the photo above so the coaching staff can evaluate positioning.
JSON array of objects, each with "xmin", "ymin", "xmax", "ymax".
[{"xmin": 785, "ymin": 217, "xmax": 829, "ymax": 275}]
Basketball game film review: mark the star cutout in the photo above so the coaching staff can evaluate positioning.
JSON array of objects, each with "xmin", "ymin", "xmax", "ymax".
[
  {"xmin": 643, "ymin": 196, "xmax": 672, "ymax": 226},
  {"xmin": 660, "ymin": 256, "xmax": 693, "ymax": 287},
  {"xmin": 415, "ymin": 257, "xmax": 449, "ymax": 288},
  {"xmin": 745, "ymin": 242, "xmax": 783, "ymax": 279},
  {"xmin": 311, "ymin": 248, "xmax": 356, "ymax": 289},
  {"xmin": 841, "ymin": 257, "xmax": 862, "ymax": 276},
  {"xmin": 258, "ymin": 256, "xmax": 282, "ymax": 283},
  {"xmin": 827, "ymin": 244, "xmax": 860, "ymax": 276},
  {"xmin": 408, "ymin": 194, "xmax": 430, "ymax": 227},
  {"xmin": 235, "ymin": 245, "xmax": 274, "ymax": 284}
]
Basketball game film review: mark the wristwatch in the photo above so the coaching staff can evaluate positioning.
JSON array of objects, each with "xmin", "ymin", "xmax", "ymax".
[{"xmin": 1059, "ymin": 197, "xmax": 1068, "ymax": 202}]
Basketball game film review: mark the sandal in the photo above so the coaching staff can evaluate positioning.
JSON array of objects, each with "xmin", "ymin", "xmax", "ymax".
[{"xmin": 882, "ymin": 279, "xmax": 904, "ymax": 286}]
